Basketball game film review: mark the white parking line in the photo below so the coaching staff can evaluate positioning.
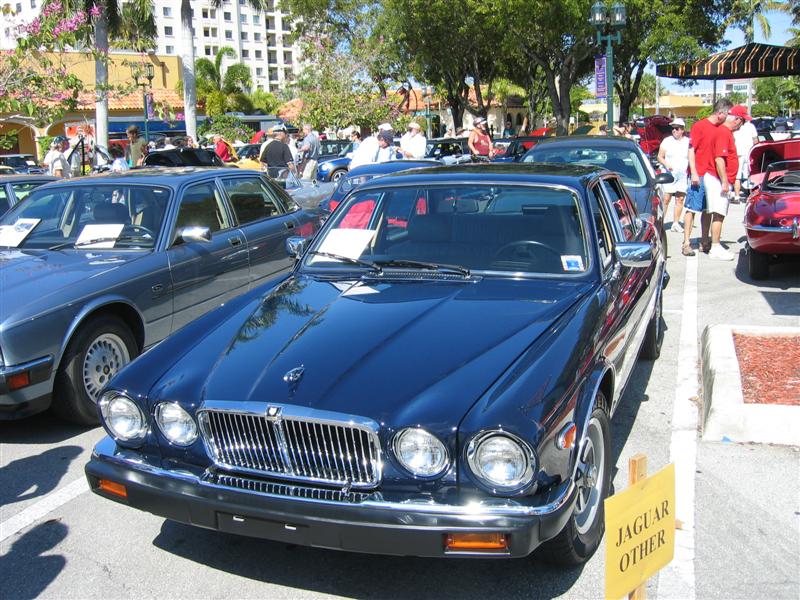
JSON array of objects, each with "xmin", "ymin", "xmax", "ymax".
[
  {"xmin": 657, "ymin": 254, "xmax": 699, "ymax": 599},
  {"xmin": 0, "ymin": 477, "xmax": 88, "ymax": 544}
]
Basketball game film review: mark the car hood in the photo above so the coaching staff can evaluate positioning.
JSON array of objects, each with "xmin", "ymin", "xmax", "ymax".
[
  {"xmin": 176, "ymin": 274, "xmax": 591, "ymax": 427},
  {"xmin": 0, "ymin": 249, "xmax": 146, "ymax": 320}
]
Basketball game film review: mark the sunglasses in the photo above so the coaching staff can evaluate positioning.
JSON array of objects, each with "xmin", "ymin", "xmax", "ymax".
[{"xmin": 671, "ymin": 126, "xmax": 684, "ymax": 130}]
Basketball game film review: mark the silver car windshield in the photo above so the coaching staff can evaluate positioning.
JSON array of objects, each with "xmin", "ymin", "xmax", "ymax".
[
  {"xmin": 0, "ymin": 184, "xmax": 170, "ymax": 250},
  {"xmin": 304, "ymin": 183, "xmax": 589, "ymax": 276},
  {"xmin": 524, "ymin": 147, "xmax": 648, "ymax": 187}
]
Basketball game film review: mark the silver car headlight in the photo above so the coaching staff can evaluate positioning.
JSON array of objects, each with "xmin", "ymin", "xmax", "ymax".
[
  {"xmin": 98, "ymin": 392, "xmax": 147, "ymax": 443},
  {"xmin": 155, "ymin": 402, "xmax": 198, "ymax": 446},
  {"xmin": 393, "ymin": 428, "xmax": 449, "ymax": 477},
  {"xmin": 467, "ymin": 432, "xmax": 535, "ymax": 492}
]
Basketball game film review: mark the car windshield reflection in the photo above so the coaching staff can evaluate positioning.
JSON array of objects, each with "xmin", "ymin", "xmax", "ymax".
[
  {"xmin": 304, "ymin": 183, "xmax": 589, "ymax": 276},
  {"xmin": 0, "ymin": 184, "xmax": 170, "ymax": 250},
  {"xmin": 525, "ymin": 148, "xmax": 648, "ymax": 187}
]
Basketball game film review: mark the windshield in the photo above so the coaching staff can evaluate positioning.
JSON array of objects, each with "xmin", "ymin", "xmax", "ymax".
[
  {"xmin": 0, "ymin": 184, "xmax": 170, "ymax": 249},
  {"xmin": 764, "ymin": 160, "xmax": 800, "ymax": 191},
  {"xmin": 304, "ymin": 183, "xmax": 589, "ymax": 276},
  {"xmin": 1, "ymin": 156, "xmax": 35, "ymax": 168},
  {"xmin": 524, "ymin": 146, "xmax": 648, "ymax": 187}
]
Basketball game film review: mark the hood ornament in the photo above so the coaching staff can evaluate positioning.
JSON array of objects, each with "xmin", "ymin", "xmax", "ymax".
[{"xmin": 283, "ymin": 365, "xmax": 305, "ymax": 385}]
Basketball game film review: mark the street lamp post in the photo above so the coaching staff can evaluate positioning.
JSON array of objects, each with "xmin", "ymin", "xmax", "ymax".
[
  {"xmin": 131, "ymin": 62, "xmax": 155, "ymax": 142},
  {"xmin": 422, "ymin": 85, "xmax": 433, "ymax": 139},
  {"xmin": 590, "ymin": 2, "xmax": 626, "ymax": 134}
]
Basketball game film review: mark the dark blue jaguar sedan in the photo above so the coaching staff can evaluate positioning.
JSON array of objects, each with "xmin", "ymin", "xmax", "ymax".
[{"xmin": 87, "ymin": 164, "xmax": 665, "ymax": 563}]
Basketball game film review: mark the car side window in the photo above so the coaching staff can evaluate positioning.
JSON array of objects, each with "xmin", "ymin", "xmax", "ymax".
[
  {"xmin": 601, "ymin": 177, "xmax": 637, "ymax": 241},
  {"xmin": 222, "ymin": 177, "xmax": 283, "ymax": 225},
  {"xmin": 0, "ymin": 187, "xmax": 9, "ymax": 214},
  {"xmin": 175, "ymin": 182, "xmax": 232, "ymax": 233},
  {"xmin": 590, "ymin": 184, "xmax": 614, "ymax": 267},
  {"xmin": 11, "ymin": 182, "xmax": 43, "ymax": 203}
]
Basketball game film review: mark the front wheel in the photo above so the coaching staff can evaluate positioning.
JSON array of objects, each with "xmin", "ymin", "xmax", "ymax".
[
  {"xmin": 330, "ymin": 169, "xmax": 346, "ymax": 182},
  {"xmin": 52, "ymin": 315, "xmax": 138, "ymax": 425},
  {"xmin": 541, "ymin": 400, "xmax": 611, "ymax": 565}
]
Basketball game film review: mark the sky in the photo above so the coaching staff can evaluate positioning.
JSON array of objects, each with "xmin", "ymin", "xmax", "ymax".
[{"xmin": 661, "ymin": 11, "xmax": 795, "ymax": 92}]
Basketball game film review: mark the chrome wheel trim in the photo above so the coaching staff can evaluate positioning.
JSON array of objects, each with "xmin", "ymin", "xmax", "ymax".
[
  {"xmin": 82, "ymin": 333, "xmax": 130, "ymax": 402},
  {"xmin": 574, "ymin": 417, "xmax": 605, "ymax": 535}
]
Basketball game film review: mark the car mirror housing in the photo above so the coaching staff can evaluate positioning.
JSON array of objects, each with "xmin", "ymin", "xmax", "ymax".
[
  {"xmin": 615, "ymin": 241, "xmax": 653, "ymax": 268},
  {"xmin": 654, "ymin": 172, "xmax": 674, "ymax": 185},
  {"xmin": 285, "ymin": 236, "xmax": 309, "ymax": 258},
  {"xmin": 176, "ymin": 226, "xmax": 212, "ymax": 244}
]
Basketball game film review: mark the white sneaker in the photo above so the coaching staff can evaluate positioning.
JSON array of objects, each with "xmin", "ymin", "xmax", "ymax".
[
  {"xmin": 670, "ymin": 222, "xmax": 684, "ymax": 233},
  {"xmin": 708, "ymin": 244, "xmax": 735, "ymax": 261}
]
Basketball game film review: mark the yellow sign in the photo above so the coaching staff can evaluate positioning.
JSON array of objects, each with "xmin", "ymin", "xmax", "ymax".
[{"xmin": 605, "ymin": 463, "xmax": 675, "ymax": 599}]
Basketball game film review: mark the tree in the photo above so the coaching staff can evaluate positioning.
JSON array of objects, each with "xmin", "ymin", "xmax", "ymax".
[
  {"xmin": 726, "ymin": 0, "xmax": 790, "ymax": 43},
  {"xmin": 1, "ymin": 3, "xmax": 92, "ymax": 129},
  {"xmin": 179, "ymin": 0, "xmax": 269, "ymax": 142},
  {"xmin": 611, "ymin": 0, "xmax": 729, "ymax": 124},
  {"xmin": 194, "ymin": 46, "xmax": 253, "ymax": 116},
  {"xmin": 249, "ymin": 89, "xmax": 280, "ymax": 114},
  {"xmin": 52, "ymin": 0, "xmax": 155, "ymax": 148},
  {"xmin": 197, "ymin": 113, "xmax": 250, "ymax": 144},
  {"xmin": 727, "ymin": 91, "xmax": 747, "ymax": 104}
]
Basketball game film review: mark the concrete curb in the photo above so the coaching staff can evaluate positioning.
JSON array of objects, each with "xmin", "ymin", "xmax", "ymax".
[{"xmin": 701, "ymin": 325, "xmax": 800, "ymax": 446}]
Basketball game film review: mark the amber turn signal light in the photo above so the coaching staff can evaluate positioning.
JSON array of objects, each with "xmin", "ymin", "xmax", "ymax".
[
  {"xmin": 98, "ymin": 479, "xmax": 128, "ymax": 499},
  {"xmin": 445, "ymin": 532, "xmax": 509, "ymax": 551},
  {"xmin": 7, "ymin": 372, "xmax": 31, "ymax": 391},
  {"xmin": 557, "ymin": 422, "xmax": 577, "ymax": 450}
]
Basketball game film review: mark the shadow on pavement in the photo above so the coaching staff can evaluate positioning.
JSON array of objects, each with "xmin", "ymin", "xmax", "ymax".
[
  {"xmin": 733, "ymin": 247, "xmax": 800, "ymax": 292},
  {"xmin": 0, "ymin": 446, "xmax": 82, "ymax": 507},
  {"xmin": 154, "ymin": 520, "xmax": 584, "ymax": 600},
  {"xmin": 0, "ymin": 410, "xmax": 94, "ymax": 445},
  {"xmin": 0, "ymin": 519, "xmax": 68, "ymax": 600}
]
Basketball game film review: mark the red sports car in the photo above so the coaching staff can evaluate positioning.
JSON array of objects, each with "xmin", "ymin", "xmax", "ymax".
[{"xmin": 744, "ymin": 139, "xmax": 800, "ymax": 279}]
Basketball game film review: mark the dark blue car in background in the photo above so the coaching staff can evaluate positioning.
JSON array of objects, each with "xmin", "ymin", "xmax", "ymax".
[{"xmin": 87, "ymin": 163, "xmax": 665, "ymax": 565}]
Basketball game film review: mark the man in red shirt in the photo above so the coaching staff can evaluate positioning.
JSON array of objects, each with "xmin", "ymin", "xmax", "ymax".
[
  {"xmin": 213, "ymin": 134, "xmax": 234, "ymax": 163},
  {"xmin": 683, "ymin": 98, "xmax": 733, "ymax": 257}
]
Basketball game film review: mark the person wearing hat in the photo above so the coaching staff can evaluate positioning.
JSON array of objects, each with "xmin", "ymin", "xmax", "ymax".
[
  {"xmin": 124, "ymin": 125, "xmax": 148, "ymax": 167},
  {"xmin": 658, "ymin": 118, "xmax": 690, "ymax": 232},
  {"xmin": 43, "ymin": 136, "xmax": 70, "ymax": 178},
  {"xmin": 468, "ymin": 116, "xmax": 494, "ymax": 160},
  {"xmin": 731, "ymin": 104, "xmax": 758, "ymax": 200},
  {"xmin": 349, "ymin": 124, "xmax": 396, "ymax": 169},
  {"xmin": 400, "ymin": 121, "xmax": 426, "ymax": 159},
  {"xmin": 375, "ymin": 130, "xmax": 398, "ymax": 162},
  {"xmin": 259, "ymin": 124, "xmax": 296, "ymax": 176}
]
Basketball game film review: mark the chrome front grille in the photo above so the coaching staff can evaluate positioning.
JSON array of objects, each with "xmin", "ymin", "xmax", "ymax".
[
  {"xmin": 208, "ymin": 473, "xmax": 370, "ymax": 503},
  {"xmin": 198, "ymin": 406, "xmax": 382, "ymax": 489}
]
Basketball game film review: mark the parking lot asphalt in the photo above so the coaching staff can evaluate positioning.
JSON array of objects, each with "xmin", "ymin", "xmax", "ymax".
[{"xmin": 1, "ymin": 202, "xmax": 798, "ymax": 599}]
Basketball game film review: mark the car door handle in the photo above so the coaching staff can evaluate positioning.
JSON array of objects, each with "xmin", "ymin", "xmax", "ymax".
[
  {"xmin": 284, "ymin": 221, "xmax": 295, "ymax": 230},
  {"xmin": 229, "ymin": 236, "xmax": 243, "ymax": 247}
]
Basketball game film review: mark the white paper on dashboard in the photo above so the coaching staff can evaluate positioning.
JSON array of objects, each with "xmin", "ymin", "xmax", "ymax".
[
  {"xmin": 311, "ymin": 228, "xmax": 376, "ymax": 263},
  {"xmin": 76, "ymin": 223, "xmax": 125, "ymax": 248},
  {"xmin": 0, "ymin": 218, "xmax": 41, "ymax": 247}
]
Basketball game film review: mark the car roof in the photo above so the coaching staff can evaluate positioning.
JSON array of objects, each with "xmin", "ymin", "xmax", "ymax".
[
  {"xmin": 0, "ymin": 153, "xmax": 36, "ymax": 158},
  {"xmin": 0, "ymin": 174, "xmax": 58, "ymax": 183},
  {"xmin": 531, "ymin": 135, "xmax": 641, "ymax": 149},
  {"xmin": 346, "ymin": 160, "xmax": 441, "ymax": 177},
  {"xmin": 355, "ymin": 163, "xmax": 604, "ymax": 190},
  {"xmin": 39, "ymin": 167, "xmax": 246, "ymax": 186}
]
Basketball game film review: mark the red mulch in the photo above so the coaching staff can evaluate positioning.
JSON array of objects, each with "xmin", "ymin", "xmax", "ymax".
[{"xmin": 732, "ymin": 334, "xmax": 800, "ymax": 406}]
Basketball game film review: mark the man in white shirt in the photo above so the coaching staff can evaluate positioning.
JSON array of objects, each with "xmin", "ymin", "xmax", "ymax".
[
  {"xmin": 731, "ymin": 105, "xmax": 758, "ymax": 200},
  {"xmin": 657, "ymin": 118, "xmax": 690, "ymax": 232},
  {"xmin": 399, "ymin": 121, "xmax": 427, "ymax": 159},
  {"xmin": 44, "ymin": 137, "xmax": 70, "ymax": 178},
  {"xmin": 348, "ymin": 123, "xmax": 393, "ymax": 169}
]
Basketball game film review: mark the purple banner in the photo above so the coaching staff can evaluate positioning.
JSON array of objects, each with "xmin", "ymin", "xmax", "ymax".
[{"xmin": 595, "ymin": 56, "xmax": 607, "ymax": 99}]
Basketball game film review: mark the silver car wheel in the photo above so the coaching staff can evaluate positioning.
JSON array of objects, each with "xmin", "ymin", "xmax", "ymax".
[
  {"xmin": 82, "ymin": 333, "xmax": 131, "ymax": 402},
  {"xmin": 574, "ymin": 417, "xmax": 605, "ymax": 535}
]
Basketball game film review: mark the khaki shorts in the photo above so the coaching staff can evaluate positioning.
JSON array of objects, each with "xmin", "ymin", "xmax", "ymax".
[
  {"xmin": 302, "ymin": 159, "xmax": 318, "ymax": 180},
  {"xmin": 703, "ymin": 173, "xmax": 728, "ymax": 216}
]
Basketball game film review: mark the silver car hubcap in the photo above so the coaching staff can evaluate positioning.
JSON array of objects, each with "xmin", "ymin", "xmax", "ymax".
[
  {"xmin": 575, "ymin": 417, "xmax": 605, "ymax": 535},
  {"xmin": 82, "ymin": 333, "xmax": 130, "ymax": 402}
]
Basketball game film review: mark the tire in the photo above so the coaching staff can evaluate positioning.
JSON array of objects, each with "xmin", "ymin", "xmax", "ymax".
[
  {"xmin": 52, "ymin": 315, "xmax": 138, "ymax": 425},
  {"xmin": 540, "ymin": 399, "xmax": 611, "ymax": 566},
  {"xmin": 748, "ymin": 246, "xmax": 770, "ymax": 280},
  {"xmin": 330, "ymin": 169, "xmax": 346, "ymax": 182},
  {"xmin": 640, "ymin": 289, "xmax": 663, "ymax": 360}
]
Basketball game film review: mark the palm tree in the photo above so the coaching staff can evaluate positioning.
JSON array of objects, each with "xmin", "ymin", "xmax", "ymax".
[
  {"xmin": 52, "ymin": 0, "xmax": 155, "ymax": 149},
  {"xmin": 180, "ymin": 0, "xmax": 270, "ymax": 142},
  {"xmin": 727, "ymin": 0, "xmax": 791, "ymax": 44}
]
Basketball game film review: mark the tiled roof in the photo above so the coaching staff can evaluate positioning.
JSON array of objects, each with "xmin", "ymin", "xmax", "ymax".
[{"xmin": 75, "ymin": 88, "xmax": 184, "ymax": 111}]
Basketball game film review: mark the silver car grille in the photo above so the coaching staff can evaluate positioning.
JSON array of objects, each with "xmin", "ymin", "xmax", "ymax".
[
  {"xmin": 207, "ymin": 473, "xmax": 370, "ymax": 503},
  {"xmin": 198, "ymin": 407, "xmax": 382, "ymax": 489}
]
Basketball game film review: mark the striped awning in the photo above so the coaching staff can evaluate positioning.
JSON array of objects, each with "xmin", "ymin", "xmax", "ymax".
[{"xmin": 657, "ymin": 43, "xmax": 800, "ymax": 80}]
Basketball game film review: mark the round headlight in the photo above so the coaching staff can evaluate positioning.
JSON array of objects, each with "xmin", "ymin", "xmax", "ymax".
[
  {"xmin": 155, "ymin": 402, "xmax": 198, "ymax": 446},
  {"xmin": 98, "ymin": 392, "xmax": 147, "ymax": 442},
  {"xmin": 467, "ymin": 432, "xmax": 535, "ymax": 492},
  {"xmin": 393, "ymin": 428, "xmax": 448, "ymax": 477}
]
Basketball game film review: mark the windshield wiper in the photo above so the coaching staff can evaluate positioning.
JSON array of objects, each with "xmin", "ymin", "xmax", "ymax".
[
  {"xmin": 307, "ymin": 250, "xmax": 381, "ymax": 272},
  {"xmin": 374, "ymin": 259, "xmax": 470, "ymax": 277},
  {"xmin": 48, "ymin": 235, "xmax": 153, "ymax": 251}
]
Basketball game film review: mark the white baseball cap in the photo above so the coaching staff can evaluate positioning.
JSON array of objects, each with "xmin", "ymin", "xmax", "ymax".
[
  {"xmin": 377, "ymin": 123, "xmax": 393, "ymax": 131},
  {"xmin": 669, "ymin": 118, "xmax": 686, "ymax": 128}
]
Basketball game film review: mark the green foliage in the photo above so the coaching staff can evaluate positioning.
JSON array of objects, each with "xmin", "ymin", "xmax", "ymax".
[
  {"xmin": 195, "ymin": 47, "xmax": 255, "ymax": 114},
  {"xmin": 38, "ymin": 135, "xmax": 55, "ymax": 157},
  {"xmin": 205, "ymin": 91, "xmax": 228, "ymax": 118},
  {"xmin": 197, "ymin": 113, "xmax": 251, "ymax": 144},
  {"xmin": 727, "ymin": 91, "xmax": 747, "ymax": 105},
  {"xmin": 250, "ymin": 90, "xmax": 280, "ymax": 114},
  {"xmin": 726, "ymin": 0, "xmax": 790, "ymax": 44},
  {"xmin": 754, "ymin": 76, "xmax": 800, "ymax": 113},
  {"xmin": 750, "ymin": 103, "xmax": 774, "ymax": 117},
  {"xmin": 696, "ymin": 106, "xmax": 713, "ymax": 120}
]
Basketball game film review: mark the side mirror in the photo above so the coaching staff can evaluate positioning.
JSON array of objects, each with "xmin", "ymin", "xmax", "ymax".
[
  {"xmin": 615, "ymin": 241, "xmax": 653, "ymax": 268},
  {"xmin": 654, "ymin": 172, "xmax": 674, "ymax": 185},
  {"xmin": 285, "ymin": 236, "xmax": 309, "ymax": 258},
  {"xmin": 176, "ymin": 226, "xmax": 212, "ymax": 244}
]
